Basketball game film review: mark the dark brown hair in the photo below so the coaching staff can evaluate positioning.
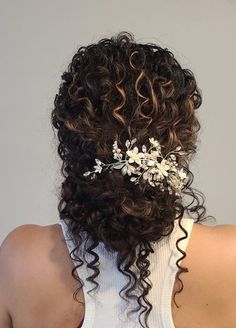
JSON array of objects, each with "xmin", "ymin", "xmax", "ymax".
[{"xmin": 51, "ymin": 31, "xmax": 215, "ymax": 328}]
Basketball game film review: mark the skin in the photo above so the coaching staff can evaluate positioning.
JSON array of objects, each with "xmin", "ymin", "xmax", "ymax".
[{"xmin": 0, "ymin": 221, "xmax": 236, "ymax": 327}]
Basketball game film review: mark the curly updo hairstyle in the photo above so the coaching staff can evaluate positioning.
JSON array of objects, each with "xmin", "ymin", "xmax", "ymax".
[{"xmin": 51, "ymin": 31, "xmax": 215, "ymax": 328}]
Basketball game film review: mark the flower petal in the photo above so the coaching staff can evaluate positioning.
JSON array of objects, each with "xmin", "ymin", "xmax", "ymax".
[{"xmin": 147, "ymin": 159, "xmax": 156, "ymax": 166}]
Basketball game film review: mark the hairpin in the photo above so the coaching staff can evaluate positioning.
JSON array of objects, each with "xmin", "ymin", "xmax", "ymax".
[{"xmin": 83, "ymin": 137, "xmax": 187, "ymax": 196}]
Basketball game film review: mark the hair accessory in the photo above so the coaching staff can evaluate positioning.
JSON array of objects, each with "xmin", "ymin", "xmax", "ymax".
[{"xmin": 83, "ymin": 137, "xmax": 187, "ymax": 196}]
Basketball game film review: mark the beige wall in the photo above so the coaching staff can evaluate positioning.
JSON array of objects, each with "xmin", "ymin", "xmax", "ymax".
[{"xmin": 0, "ymin": 0, "xmax": 235, "ymax": 242}]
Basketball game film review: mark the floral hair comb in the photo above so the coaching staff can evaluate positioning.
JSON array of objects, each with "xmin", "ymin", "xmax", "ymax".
[{"xmin": 83, "ymin": 137, "xmax": 187, "ymax": 196}]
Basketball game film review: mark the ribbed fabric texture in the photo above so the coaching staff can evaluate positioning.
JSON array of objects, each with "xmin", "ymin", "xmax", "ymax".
[{"xmin": 59, "ymin": 217, "xmax": 194, "ymax": 328}]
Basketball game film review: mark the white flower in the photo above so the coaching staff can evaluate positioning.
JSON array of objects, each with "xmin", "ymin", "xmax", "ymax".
[
  {"xmin": 149, "ymin": 137, "xmax": 161, "ymax": 149},
  {"xmin": 94, "ymin": 164, "xmax": 103, "ymax": 173},
  {"xmin": 156, "ymin": 159, "xmax": 170, "ymax": 177},
  {"xmin": 126, "ymin": 147, "xmax": 144, "ymax": 165}
]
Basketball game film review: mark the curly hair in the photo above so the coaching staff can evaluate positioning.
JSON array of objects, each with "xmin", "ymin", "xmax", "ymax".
[{"xmin": 51, "ymin": 31, "xmax": 216, "ymax": 328}]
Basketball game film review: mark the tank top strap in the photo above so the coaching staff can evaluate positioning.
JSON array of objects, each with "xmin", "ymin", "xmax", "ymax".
[
  {"xmin": 160, "ymin": 216, "xmax": 195, "ymax": 327},
  {"xmin": 59, "ymin": 219, "xmax": 96, "ymax": 327}
]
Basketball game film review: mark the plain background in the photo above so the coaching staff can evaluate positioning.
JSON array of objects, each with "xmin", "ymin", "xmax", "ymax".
[{"xmin": 0, "ymin": 0, "xmax": 235, "ymax": 243}]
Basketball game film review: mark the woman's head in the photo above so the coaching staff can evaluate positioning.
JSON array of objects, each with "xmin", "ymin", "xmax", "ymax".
[{"xmin": 51, "ymin": 31, "xmax": 213, "ymax": 328}]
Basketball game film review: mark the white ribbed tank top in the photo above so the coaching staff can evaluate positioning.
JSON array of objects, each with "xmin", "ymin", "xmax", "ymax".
[{"xmin": 59, "ymin": 217, "xmax": 194, "ymax": 328}]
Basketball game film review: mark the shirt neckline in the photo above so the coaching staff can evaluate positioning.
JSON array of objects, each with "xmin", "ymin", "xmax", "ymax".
[{"xmin": 160, "ymin": 217, "xmax": 194, "ymax": 328}]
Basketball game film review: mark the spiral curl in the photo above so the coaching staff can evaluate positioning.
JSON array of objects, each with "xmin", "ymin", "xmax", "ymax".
[{"xmin": 51, "ymin": 31, "xmax": 215, "ymax": 328}]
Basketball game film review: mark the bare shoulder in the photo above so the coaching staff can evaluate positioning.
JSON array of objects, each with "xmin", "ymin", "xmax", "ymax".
[
  {"xmin": 190, "ymin": 222, "xmax": 236, "ymax": 269},
  {"xmin": 0, "ymin": 223, "xmax": 82, "ymax": 327},
  {"xmin": 1, "ymin": 223, "xmax": 40, "ymax": 243},
  {"xmin": 0, "ymin": 224, "xmax": 59, "ymax": 273},
  {"xmin": 0, "ymin": 224, "xmax": 44, "ymax": 326},
  {"xmin": 0, "ymin": 224, "xmax": 43, "ymax": 277},
  {"xmin": 191, "ymin": 221, "xmax": 236, "ymax": 246},
  {"xmin": 1, "ymin": 224, "xmax": 44, "ymax": 251},
  {"xmin": 210, "ymin": 224, "xmax": 236, "ymax": 305},
  {"xmin": 192, "ymin": 222, "xmax": 236, "ymax": 318},
  {"xmin": 0, "ymin": 224, "xmax": 59, "ymax": 290},
  {"xmin": 0, "ymin": 222, "xmax": 71, "ymax": 284},
  {"xmin": 172, "ymin": 222, "xmax": 236, "ymax": 327},
  {"xmin": 196, "ymin": 222, "xmax": 236, "ymax": 259}
]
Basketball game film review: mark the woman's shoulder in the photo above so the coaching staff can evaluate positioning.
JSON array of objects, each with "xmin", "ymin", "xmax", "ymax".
[
  {"xmin": 1, "ymin": 221, "xmax": 236, "ymax": 325},
  {"xmin": 2, "ymin": 220, "xmax": 236, "ymax": 269},
  {"xmin": 171, "ymin": 221, "xmax": 236, "ymax": 327},
  {"xmin": 2, "ymin": 221, "xmax": 236, "ymax": 274},
  {"xmin": 179, "ymin": 221, "xmax": 236, "ymax": 324},
  {"xmin": 0, "ymin": 223, "xmax": 83, "ymax": 327},
  {"xmin": 185, "ymin": 221, "xmax": 236, "ymax": 282},
  {"xmin": 0, "ymin": 222, "xmax": 73, "ymax": 286},
  {"xmin": 0, "ymin": 223, "xmax": 60, "ymax": 269},
  {"xmin": 0, "ymin": 224, "xmax": 45, "ymax": 272}
]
